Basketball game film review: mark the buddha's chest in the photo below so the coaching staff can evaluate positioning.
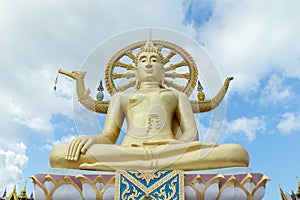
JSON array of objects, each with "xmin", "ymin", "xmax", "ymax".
[{"xmin": 126, "ymin": 90, "xmax": 178, "ymax": 128}]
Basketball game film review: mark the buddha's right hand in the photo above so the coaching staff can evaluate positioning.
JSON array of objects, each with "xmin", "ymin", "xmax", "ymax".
[
  {"xmin": 65, "ymin": 135, "xmax": 95, "ymax": 161},
  {"xmin": 65, "ymin": 134, "xmax": 112, "ymax": 161}
]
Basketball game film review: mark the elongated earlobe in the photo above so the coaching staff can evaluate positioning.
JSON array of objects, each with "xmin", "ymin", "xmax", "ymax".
[
  {"xmin": 160, "ymin": 70, "xmax": 165, "ymax": 87},
  {"xmin": 160, "ymin": 79, "xmax": 165, "ymax": 88},
  {"xmin": 135, "ymin": 80, "xmax": 141, "ymax": 89},
  {"xmin": 134, "ymin": 71, "xmax": 140, "ymax": 89}
]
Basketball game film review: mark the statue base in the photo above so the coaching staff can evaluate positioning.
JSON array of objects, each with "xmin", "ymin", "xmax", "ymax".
[{"xmin": 31, "ymin": 167, "xmax": 270, "ymax": 200}]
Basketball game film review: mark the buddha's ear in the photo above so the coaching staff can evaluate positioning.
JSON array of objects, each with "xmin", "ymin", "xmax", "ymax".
[
  {"xmin": 160, "ymin": 78, "xmax": 165, "ymax": 88},
  {"xmin": 161, "ymin": 66, "xmax": 165, "ymax": 78},
  {"xmin": 162, "ymin": 66, "xmax": 165, "ymax": 75},
  {"xmin": 161, "ymin": 68, "xmax": 165, "ymax": 88},
  {"xmin": 134, "ymin": 70, "xmax": 140, "ymax": 89}
]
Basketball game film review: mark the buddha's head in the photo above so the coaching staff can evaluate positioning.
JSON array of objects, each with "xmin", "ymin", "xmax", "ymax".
[{"xmin": 135, "ymin": 35, "xmax": 165, "ymax": 88}]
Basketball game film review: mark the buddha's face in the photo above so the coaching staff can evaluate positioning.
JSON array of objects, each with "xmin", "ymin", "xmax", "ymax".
[{"xmin": 136, "ymin": 52, "xmax": 164, "ymax": 83}]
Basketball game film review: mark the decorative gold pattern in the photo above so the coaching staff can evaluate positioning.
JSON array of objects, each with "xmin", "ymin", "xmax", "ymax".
[
  {"xmin": 147, "ymin": 114, "xmax": 161, "ymax": 132},
  {"xmin": 153, "ymin": 178, "xmax": 178, "ymax": 200},
  {"xmin": 115, "ymin": 170, "xmax": 184, "ymax": 199},
  {"xmin": 121, "ymin": 177, "xmax": 142, "ymax": 199},
  {"xmin": 130, "ymin": 170, "xmax": 167, "ymax": 185}
]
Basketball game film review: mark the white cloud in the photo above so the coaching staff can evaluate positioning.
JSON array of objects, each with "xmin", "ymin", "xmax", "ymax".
[
  {"xmin": 224, "ymin": 116, "xmax": 266, "ymax": 142},
  {"xmin": 0, "ymin": 143, "xmax": 28, "ymax": 192},
  {"xmin": 208, "ymin": 117, "xmax": 266, "ymax": 143},
  {"xmin": 199, "ymin": 116, "xmax": 266, "ymax": 143},
  {"xmin": 194, "ymin": 0, "xmax": 300, "ymax": 92},
  {"xmin": 277, "ymin": 112, "xmax": 300, "ymax": 134},
  {"xmin": 0, "ymin": 67, "xmax": 74, "ymax": 142},
  {"xmin": 42, "ymin": 134, "xmax": 82, "ymax": 151},
  {"xmin": 259, "ymin": 74, "xmax": 294, "ymax": 104}
]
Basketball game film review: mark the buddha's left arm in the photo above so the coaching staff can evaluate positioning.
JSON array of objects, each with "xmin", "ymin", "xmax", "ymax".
[{"xmin": 175, "ymin": 92, "xmax": 198, "ymax": 142}]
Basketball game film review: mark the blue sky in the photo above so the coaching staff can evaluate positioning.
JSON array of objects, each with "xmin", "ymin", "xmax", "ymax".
[{"xmin": 1, "ymin": 0, "xmax": 300, "ymax": 199}]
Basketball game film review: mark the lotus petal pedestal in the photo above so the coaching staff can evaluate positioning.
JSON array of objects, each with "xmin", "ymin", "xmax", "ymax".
[{"xmin": 31, "ymin": 167, "xmax": 269, "ymax": 200}]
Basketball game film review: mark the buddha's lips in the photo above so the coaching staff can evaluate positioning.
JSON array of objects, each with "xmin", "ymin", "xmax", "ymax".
[{"xmin": 144, "ymin": 69, "xmax": 153, "ymax": 73}]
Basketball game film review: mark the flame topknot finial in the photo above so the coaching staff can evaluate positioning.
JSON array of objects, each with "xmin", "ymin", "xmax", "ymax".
[
  {"xmin": 142, "ymin": 31, "xmax": 156, "ymax": 52},
  {"xmin": 135, "ymin": 31, "xmax": 164, "ymax": 65}
]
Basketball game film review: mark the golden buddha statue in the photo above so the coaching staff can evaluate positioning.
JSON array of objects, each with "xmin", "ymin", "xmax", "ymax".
[{"xmin": 50, "ymin": 36, "xmax": 249, "ymax": 171}]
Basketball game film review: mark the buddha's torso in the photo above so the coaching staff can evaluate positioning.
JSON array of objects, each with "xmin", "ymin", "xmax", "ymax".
[{"xmin": 119, "ymin": 83, "xmax": 178, "ymax": 146}]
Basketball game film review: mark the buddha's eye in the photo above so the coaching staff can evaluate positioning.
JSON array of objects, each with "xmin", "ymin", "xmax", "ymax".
[{"xmin": 152, "ymin": 59, "xmax": 156, "ymax": 62}]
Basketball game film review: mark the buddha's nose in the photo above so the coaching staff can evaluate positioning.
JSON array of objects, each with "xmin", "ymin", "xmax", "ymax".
[{"xmin": 146, "ymin": 64, "xmax": 152, "ymax": 68}]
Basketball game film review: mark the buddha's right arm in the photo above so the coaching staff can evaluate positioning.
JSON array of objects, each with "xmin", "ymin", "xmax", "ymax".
[
  {"xmin": 65, "ymin": 93, "xmax": 124, "ymax": 161},
  {"xmin": 101, "ymin": 92, "xmax": 125, "ymax": 143}
]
